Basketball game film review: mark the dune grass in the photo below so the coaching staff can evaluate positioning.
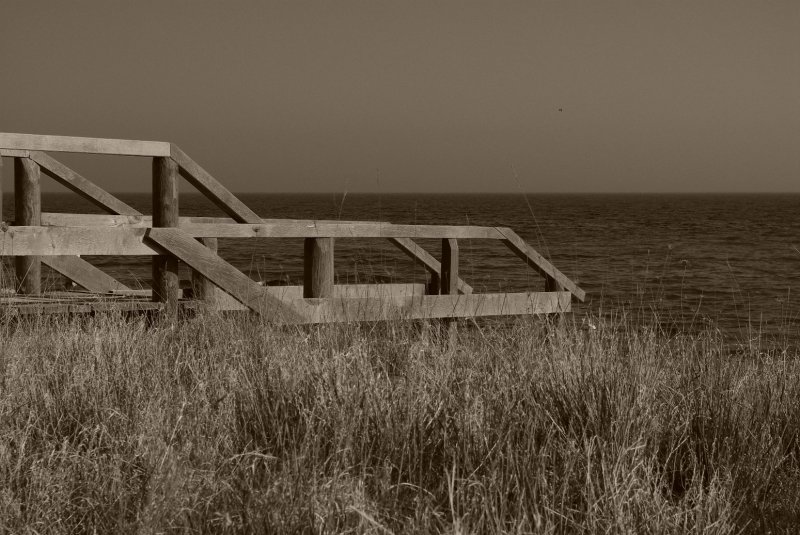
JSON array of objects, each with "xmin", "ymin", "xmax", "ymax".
[{"xmin": 0, "ymin": 309, "xmax": 798, "ymax": 533}]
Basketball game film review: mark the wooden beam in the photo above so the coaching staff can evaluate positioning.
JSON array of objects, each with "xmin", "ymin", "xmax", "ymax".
[
  {"xmin": 209, "ymin": 283, "xmax": 426, "ymax": 311},
  {"xmin": 169, "ymin": 144, "xmax": 262, "ymax": 223},
  {"xmin": 30, "ymin": 152, "xmax": 142, "ymax": 215},
  {"xmin": 41, "ymin": 256, "xmax": 131, "ymax": 293},
  {"xmin": 441, "ymin": 239, "xmax": 459, "ymax": 295},
  {"xmin": 303, "ymin": 238, "xmax": 334, "ymax": 298},
  {"xmin": 192, "ymin": 237, "xmax": 219, "ymax": 307},
  {"xmin": 496, "ymin": 227, "xmax": 586, "ymax": 302},
  {"xmin": 15, "ymin": 158, "xmax": 41, "ymax": 294},
  {"xmin": 0, "ymin": 227, "xmax": 155, "ymax": 256},
  {"xmin": 389, "ymin": 237, "xmax": 473, "ymax": 294},
  {"xmin": 0, "ymin": 133, "xmax": 170, "ymax": 156},
  {"xmin": 289, "ymin": 291, "xmax": 571, "ymax": 324},
  {"xmin": 145, "ymin": 227, "xmax": 305, "ymax": 323},
  {"xmin": 152, "ymin": 157, "xmax": 180, "ymax": 313},
  {"xmin": 40, "ymin": 212, "xmax": 382, "ymax": 227},
  {"xmin": 173, "ymin": 222, "xmax": 502, "ymax": 239},
  {"xmin": 0, "ymin": 149, "xmax": 29, "ymax": 158}
]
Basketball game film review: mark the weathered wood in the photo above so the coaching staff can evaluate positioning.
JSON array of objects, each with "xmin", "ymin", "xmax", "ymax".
[
  {"xmin": 15, "ymin": 158, "xmax": 41, "ymax": 294},
  {"xmin": 0, "ymin": 149, "xmax": 30, "ymax": 158},
  {"xmin": 30, "ymin": 152, "xmax": 142, "ymax": 215},
  {"xmin": 303, "ymin": 238, "xmax": 334, "ymax": 298},
  {"xmin": 0, "ymin": 133, "xmax": 170, "ymax": 156},
  {"xmin": 176, "ymin": 222, "xmax": 502, "ymax": 239},
  {"xmin": 290, "ymin": 291, "xmax": 571, "ymax": 324},
  {"xmin": 0, "ymin": 156, "xmax": 3, "ymax": 223},
  {"xmin": 389, "ymin": 237, "xmax": 473, "ymax": 294},
  {"xmin": 440, "ymin": 239, "xmax": 459, "ymax": 295},
  {"xmin": 152, "ymin": 157, "xmax": 180, "ymax": 312},
  {"xmin": 40, "ymin": 212, "xmax": 380, "ymax": 228},
  {"xmin": 208, "ymin": 283, "xmax": 427, "ymax": 311},
  {"xmin": 0, "ymin": 227, "xmax": 154, "ymax": 256},
  {"xmin": 41, "ymin": 256, "xmax": 131, "ymax": 293},
  {"xmin": 170, "ymin": 144, "xmax": 262, "ymax": 223},
  {"xmin": 192, "ymin": 237, "xmax": 219, "ymax": 307},
  {"xmin": 440, "ymin": 238, "xmax": 459, "ymax": 340},
  {"xmin": 145, "ymin": 227, "xmax": 305, "ymax": 322},
  {"xmin": 496, "ymin": 227, "xmax": 585, "ymax": 301}
]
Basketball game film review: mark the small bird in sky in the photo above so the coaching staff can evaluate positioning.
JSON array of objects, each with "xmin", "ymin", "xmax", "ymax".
[{"xmin": 558, "ymin": 108, "xmax": 563, "ymax": 112}]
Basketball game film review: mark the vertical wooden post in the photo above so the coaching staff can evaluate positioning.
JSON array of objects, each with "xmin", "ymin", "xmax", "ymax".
[
  {"xmin": 15, "ymin": 158, "xmax": 41, "ymax": 295},
  {"xmin": 0, "ymin": 156, "xmax": 3, "ymax": 223},
  {"xmin": 152, "ymin": 157, "xmax": 180, "ymax": 315},
  {"xmin": 441, "ymin": 238, "xmax": 459, "ymax": 343},
  {"xmin": 303, "ymin": 237, "xmax": 334, "ymax": 298},
  {"xmin": 192, "ymin": 237, "xmax": 218, "ymax": 308}
]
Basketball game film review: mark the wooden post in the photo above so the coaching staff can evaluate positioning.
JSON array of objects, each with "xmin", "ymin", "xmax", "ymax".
[
  {"xmin": 192, "ymin": 237, "xmax": 218, "ymax": 308},
  {"xmin": 441, "ymin": 238, "xmax": 459, "ymax": 343},
  {"xmin": 152, "ymin": 157, "xmax": 180, "ymax": 315},
  {"xmin": 303, "ymin": 238, "xmax": 334, "ymax": 298},
  {"xmin": 15, "ymin": 158, "xmax": 41, "ymax": 295}
]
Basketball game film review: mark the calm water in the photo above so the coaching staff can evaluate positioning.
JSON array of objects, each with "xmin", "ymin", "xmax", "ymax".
[{"xmin": 7, "ymin": 193, "xmax": 800, "ymax": 344}]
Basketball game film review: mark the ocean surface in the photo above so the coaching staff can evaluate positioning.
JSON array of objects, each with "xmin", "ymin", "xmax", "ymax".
[{"xmin": 6, "ymin": 193, "xmax": 800, "ymax": 345}]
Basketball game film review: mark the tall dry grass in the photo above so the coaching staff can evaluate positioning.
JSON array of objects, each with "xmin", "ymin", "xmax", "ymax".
[{"xmin": 0, "ymin": 310, "xmax": 799, "ymax": 533}]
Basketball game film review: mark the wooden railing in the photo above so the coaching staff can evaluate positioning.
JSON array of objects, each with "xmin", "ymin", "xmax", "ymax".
[{"xmin": 0, "ymin": 133, "xmax": 585, "ymax": 323}]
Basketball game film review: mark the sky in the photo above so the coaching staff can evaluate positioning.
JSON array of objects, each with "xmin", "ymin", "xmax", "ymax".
[{"xmin": 1, "ymin": 1, "xmax": 798, "ymax": 193}]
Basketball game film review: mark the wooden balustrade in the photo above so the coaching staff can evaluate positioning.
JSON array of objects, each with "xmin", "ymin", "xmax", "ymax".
[{"xmin": 0, "ymin": 133, "xmax": 585, "ymax": 322}]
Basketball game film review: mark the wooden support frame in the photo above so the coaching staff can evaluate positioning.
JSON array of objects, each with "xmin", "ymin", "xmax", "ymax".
[{"xmin": 0, "ymin": 132, "xmax": 587, "ymax": 322}]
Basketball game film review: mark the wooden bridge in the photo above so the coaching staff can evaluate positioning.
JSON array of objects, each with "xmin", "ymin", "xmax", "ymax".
[{"xmin": 0, "ymin": 133, "xmax": 585, "ymax": 323}]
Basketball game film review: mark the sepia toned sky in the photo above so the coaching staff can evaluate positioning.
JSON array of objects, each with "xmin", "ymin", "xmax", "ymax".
[{"xmin": 1, "ymin": 1, "xmax": 798, "ymax": 193}]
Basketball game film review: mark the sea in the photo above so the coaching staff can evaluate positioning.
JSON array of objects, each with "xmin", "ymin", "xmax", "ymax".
[{"xmin": 6, "ymin": 193, "xmax": 800, "ymax": 346}]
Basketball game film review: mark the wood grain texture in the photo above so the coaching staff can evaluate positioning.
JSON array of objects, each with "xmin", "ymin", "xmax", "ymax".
[
  {"xmin": 14, "ymin": 158, "xmax": 41, "ymax": 294},
  {"xmin": 208, "ymin": 283, "xmax": 426, "ymax": 311},
  {"xmin": 0, "ymin": 133, "xmax": 170, "ymax": 156},
  {"xmin": 303, "ymin": 238, "xmax": 334, "ymax": 298},
  {"xmin": 0, "ymin": 156, "xmax": 3, "ymax": 223},
  {"xmin": 40, "ymin": 213, "xmax": 380, "ymax": 227},
  {"xmin": 41, "ymin": 256, "xmax": 131, "ymax": 293},
  {"xmin": 441, "ymin": 239, "xmax": 459, "ymax": 295},
  {"xmin": 31, "ymin": 152, "xmax": 142, "ymax": 215},
  {"xmin": 145, "ymin": 227, "xmax": 305, "ymax": 322},
  {"xmin": 496, "ymin": 227, "xmax": 586, "ymax": 301},
  {"xmin": 0, "ymin": 149, "xmax": 29, "ymax": 157},
  {"xmin": 289, "ymin": 291, "xmax": 571, "ymax": 324},
  {"xmin": 170, "ymin": 144, "xmax": 262, "ymax": 223},
  {"xmin": 152, "ymin": 157, "xmax": 180, "ymax": 310},
  {"xmin": 192, "ymin": 237, "xmax": 219, "ymax": 306},
  {"xmin": 0, "ymin": 227, "xmax": 155, "ymax": 256},
  {"xmin": 389, "ymin": 237, "xmax": 473, "ymax": 294}
]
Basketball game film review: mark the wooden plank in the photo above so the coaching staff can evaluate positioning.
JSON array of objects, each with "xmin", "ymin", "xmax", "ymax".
[
  {"xmin": 0, "ymin": 227, "xmax": 155, "ymax": 256},
  {"xmin": 441, "ymin": 239, "xmax": 458, "ymax": 295},
  {"xmin": 389, "ymin": 237, "xmax": 473, "ymax": 294},
  {"xmin": 176, "ymin": 222, "xmax": 503, "ymax": 239},
  {"xmin": 152, "ymin": 157, "xmax": 180, "ymax": 312},
  {"xmin": 303, "ymin": 237, "xmax": 334, "ymax": 298},
  {"xmin": 145, "ymin": 227, "xmax": 305, "ymax": 322},
  {"xmin": 41, "ymin": 256, "xmax": 131, "ymax": 293},
  {"xmin": 209, "ymin": 283, "xmax": 426, "ymax": 311},
  {"xmin": 0, "ymin": 149, "xmax": 29, "ymax": 158},
  {"xmin": 40, "ymin": 213, "xmax": 381, "ymax": 227},
  {"xmin": 30, "ymin": 152, "xmax": 142, "ymax": 215},
  {"xmin": 289, "ymin": 291, "xmax": 571, "ymax": 324},
  {"xmin": 496, "ymin": 227, "xmax": 586, "ymax": 302},
  {"xmin": 169, "ymin": 144, "xmax": 262, "ymax": 223},
  {"xmin": 15, "ymin": 158, "xmax": 41, "ymax": 294},
  {"xmin": 0, "ymin": 133, "xmax": 170, "ymax": 156},
  {"xmin": 192, "ymin": 237, "xmax": 219, "ymax": 306}
]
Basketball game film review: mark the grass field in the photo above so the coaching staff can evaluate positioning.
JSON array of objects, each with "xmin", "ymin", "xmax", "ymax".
[{"xmin": 0, "ymin": 310, "xmax": 798, "ymax": 533}]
